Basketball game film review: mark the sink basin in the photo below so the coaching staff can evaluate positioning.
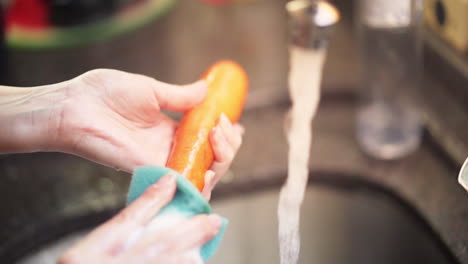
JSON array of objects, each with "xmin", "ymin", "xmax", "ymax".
[
  {"xmin": 210, "ymin": 179, "xmax": 458, "ymax": 264},
  {"xmin": 17, "ymin": 174, "xmax": 458, "ymax": 264}
]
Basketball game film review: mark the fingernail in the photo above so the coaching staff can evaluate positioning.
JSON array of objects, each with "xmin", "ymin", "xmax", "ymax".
[
  {"xmin": 157, "ymin": 173, "xmax": 176, "ymax": 187},
  {"xmin": 208, "ymin": 214, "xmax": 222, "ymax": 228},
  {"xmin": 215, "ymin": 126, "xmax": 226, "ymax": 143},
  {"xmin": 205, "ymin": 171, "xmax": 216, "ymax": 190},
  {"xmin": 220, "ymin": 113, "xmax": 232, "ymax": 128},
  {"xmin": 212, "ymin": 126, "xmax": 222, "ymax": 140},
  {"xmin": 205, "ymin": 170, "xmax": 215, "ymax": 182}
]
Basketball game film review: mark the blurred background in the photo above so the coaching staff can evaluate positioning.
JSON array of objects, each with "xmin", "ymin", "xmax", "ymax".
[{"xmin": 0, "ymin": 0, "xmax": 467, "ymax": 263}]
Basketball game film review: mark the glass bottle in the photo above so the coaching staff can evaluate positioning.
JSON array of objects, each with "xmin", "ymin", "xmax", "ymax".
[{"xmin": 355, "ymin": 0, "xmax": 424, "ymax": 160}]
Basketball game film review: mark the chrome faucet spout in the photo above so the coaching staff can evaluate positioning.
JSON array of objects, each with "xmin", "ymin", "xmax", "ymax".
[{"xmin": 286, "ymin": 0, "xmax": 340, "ymax": 50}]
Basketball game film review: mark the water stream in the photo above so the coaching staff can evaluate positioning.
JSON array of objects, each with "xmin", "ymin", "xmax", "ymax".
[{"xmin": 277, "ymin": 47, "xmax": 326, "ymax": 264}]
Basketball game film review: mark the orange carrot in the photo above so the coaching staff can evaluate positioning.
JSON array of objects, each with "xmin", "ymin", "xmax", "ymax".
[{"xmin": 166, "ymin": 60, "xmax": 248, "ymax": 191}]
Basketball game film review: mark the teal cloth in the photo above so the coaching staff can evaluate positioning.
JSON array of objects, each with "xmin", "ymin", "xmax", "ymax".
[{"xmin": 127, "ymin": 166, "xmax": 227, "ymax": 261}]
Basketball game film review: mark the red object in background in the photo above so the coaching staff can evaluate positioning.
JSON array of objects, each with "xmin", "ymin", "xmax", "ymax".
[{"xmin": 5, "ymin": 0, "xmax": 49, "ymax": 30}]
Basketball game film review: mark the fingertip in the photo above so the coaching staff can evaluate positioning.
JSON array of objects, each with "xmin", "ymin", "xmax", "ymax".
[
  {"xmin": 143, "ymin": 173, "xmax": 177, "ymax": 201},
  {"xmin": 207, "ymin": 214, "xmax": 222, "ymax": 230},
  {"xmin": 114, "ymin": 174, "xmax": 177, "ymax": 226},
  {"xmin": 187, "ymin": 80, "xmax": 208, "ymax": 97},
  {"xmin": 192, "ymin": 79, "xmax": 208, "ymax": 88},
  {"xmin": 204, "ymin": 170, "xmax": 216, "ymax": 185},
  {"xmin": 215, "ymin": 126, "xmax": 229, "ymax": 149},
  {"xmin": 211, "ymin": 125, "xmax": 223, "ymax": 144},
  {"xmin": 154, "ymin": 80, "xmax": 207, "ymax": 112},
  {"xmin": 197, "ymin": 214, "xmax": 222, "ymax": 240},
  {"xmin": 211, "ymin": 126, "xmax": 235, "ymax": 165},
  {"xmin": 203, "ymin": 192, "xmax": 212, "ymax": 201},
  {"xmin": 207, "ymin": 214, "xmax": 223, "ymax": 240},
  {"xmin": 220, "ymin": 112, "xmax": 230, "ymax": 124},
  {"xmin": 174, "ymin": 214, "xmax": 222, "ymax": 249},
  {"xmin": 234, "ymin": 124, "xmax": 245, "ymax": 135},
  {"xmin": 211, "ymin": 125, "xmax": 219, "ymax": 135},
  {"xmin": 219, "ymin": 113, "xmax": 233, "ymax": 130}
]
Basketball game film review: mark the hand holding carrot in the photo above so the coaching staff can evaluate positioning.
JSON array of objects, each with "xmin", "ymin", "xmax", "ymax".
[
  {"xmin": 167, "ymin": 61, "xmax": 248, "ymax": 191},
  {"xmin": 0, "ymin": 68, "xmax": 244, "ymax": 198}
]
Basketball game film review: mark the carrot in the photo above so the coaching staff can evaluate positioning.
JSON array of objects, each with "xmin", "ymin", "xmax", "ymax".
[{"xmin": 166, "ymin": 60, "xmax": 248, "ymax": 191}]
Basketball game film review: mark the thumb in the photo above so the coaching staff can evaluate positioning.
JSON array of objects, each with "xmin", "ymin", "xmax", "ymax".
[{"xmin": 153, "ymin": 80, "xmax": 207, "ymax": 112}]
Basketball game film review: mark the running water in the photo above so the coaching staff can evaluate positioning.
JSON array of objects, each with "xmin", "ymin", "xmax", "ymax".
[{"xmin": 277, "ymin": 47, "xmax": 326, "ymax": 264}]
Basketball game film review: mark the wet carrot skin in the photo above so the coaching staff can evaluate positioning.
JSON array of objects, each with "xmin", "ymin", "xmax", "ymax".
[{"xmin": 166, "ymin": 61, "xmax": 248, "ymax": 191}]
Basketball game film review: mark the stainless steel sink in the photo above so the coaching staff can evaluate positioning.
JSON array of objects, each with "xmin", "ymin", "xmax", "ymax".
[
  {"xmin": 211, "ymin": 176, "xmax": 458, "ymax": 264},
  {"xmin": 17, "ymin": 175, "xmax": 457, "ymax": 264}
]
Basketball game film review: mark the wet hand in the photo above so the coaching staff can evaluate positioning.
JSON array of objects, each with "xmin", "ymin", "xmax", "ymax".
[
  {"xmin": 56, "ymin": 69, "xmax": 243, "ymax": 187},
  {"xmin": 0, "ymin": 69, "xmax": 243, "ymax": 195},
  {"xmin": 59, "ymin": 173, "xmax": 222, "ymax": 264}
]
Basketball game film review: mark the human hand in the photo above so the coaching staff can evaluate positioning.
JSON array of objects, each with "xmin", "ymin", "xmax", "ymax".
[
  {"xmin": 58, "ymin": 69, "xmax": 207, "ymax": 172},
  {"xmin": 61, "ymin": 69, "xmax": 243, "ymax": 198},
  {"xmin": 0, "ymin": 69, "xmax": 243, "ymax": 196},
  {"xmin": 59, "ymin": 173, "xmax": 222, "ymax": 264}
]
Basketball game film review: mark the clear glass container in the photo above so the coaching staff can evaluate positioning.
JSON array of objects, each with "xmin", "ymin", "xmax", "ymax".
[{"xmin": 355, "ymin": 0, "xmax": 424, "ymax": 160}]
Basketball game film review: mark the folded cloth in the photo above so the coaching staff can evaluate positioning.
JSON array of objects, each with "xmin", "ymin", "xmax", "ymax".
[{"xmin": 127, "ymin": 166, "xmax": 228, "ymax": 261}]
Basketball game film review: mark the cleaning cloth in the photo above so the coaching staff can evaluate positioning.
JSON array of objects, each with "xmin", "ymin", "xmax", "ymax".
[{"xmin": 127, "ymin": 166, "xmax": 227, "ymax": 261}]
